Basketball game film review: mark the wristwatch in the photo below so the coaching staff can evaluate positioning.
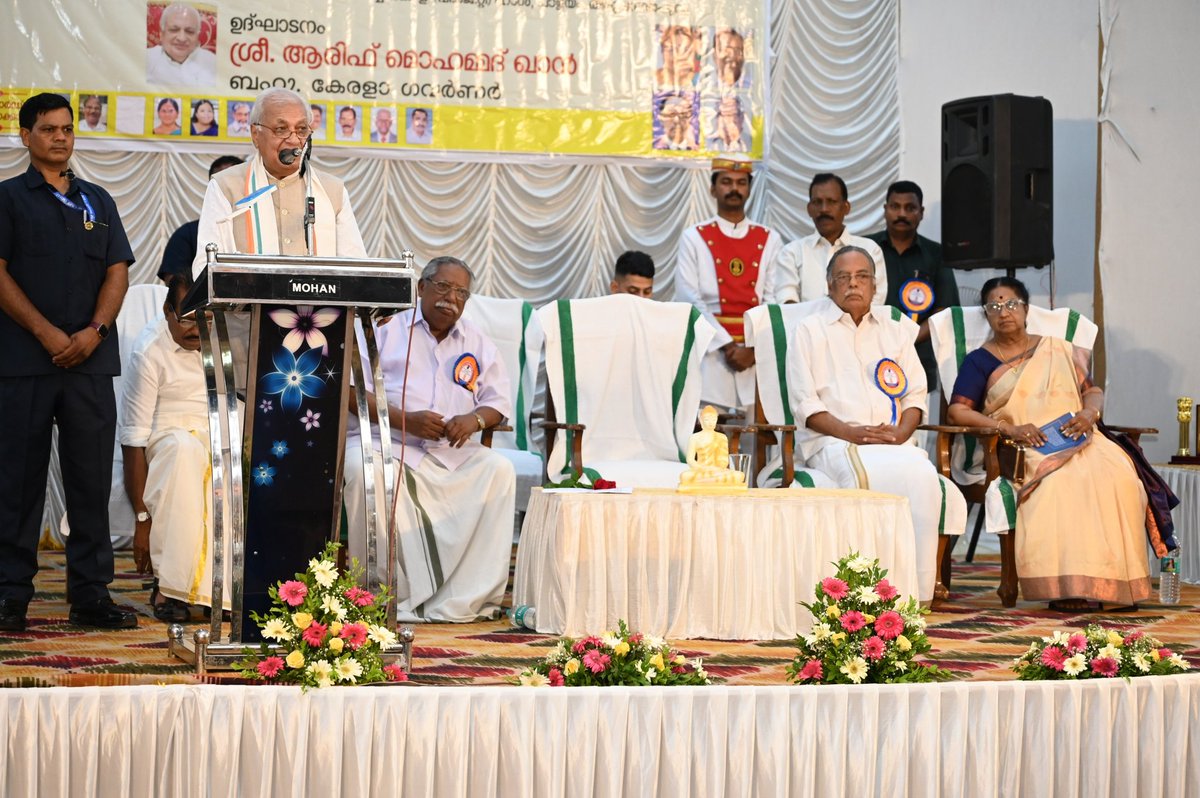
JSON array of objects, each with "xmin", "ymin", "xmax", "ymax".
[
  {"xmin": 89, "ymin": 321, "xmax": 109, "ymax": 339},
  {"xmin": 474, "ymin": 412, "xmax": 486, "ymax": 431},
  {"xmin": 136, "ymin": 511, "xmax": 150, "ymax": 523}
]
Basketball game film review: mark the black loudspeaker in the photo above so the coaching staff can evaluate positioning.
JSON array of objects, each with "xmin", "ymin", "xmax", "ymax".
[{"xmin": 941, "ymin": 94, "xmax": 1054, "ymax": 269}]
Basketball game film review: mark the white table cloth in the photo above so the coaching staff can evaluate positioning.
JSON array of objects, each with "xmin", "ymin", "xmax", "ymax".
[
  {"xmin": 3, "ymin": 678, "xmax": 1199, "ymax": 797},
  {"xmin": 1159, "ymin": 464, "xmax": 1199, "ymax": 583},
  {"xmin": 513, "ymin": 487, "xmax": 919, "ymax": 640}
]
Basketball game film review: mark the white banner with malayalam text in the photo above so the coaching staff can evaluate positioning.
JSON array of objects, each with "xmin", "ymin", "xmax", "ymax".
[{"xmin": 1, "ymin": 0, "xmax": 766, "ymax": 159}]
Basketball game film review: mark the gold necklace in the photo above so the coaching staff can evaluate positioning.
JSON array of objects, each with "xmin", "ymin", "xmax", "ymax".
[{"xmin": 994, "ymin": 335, "xmax": 1032, "ymax": 365}]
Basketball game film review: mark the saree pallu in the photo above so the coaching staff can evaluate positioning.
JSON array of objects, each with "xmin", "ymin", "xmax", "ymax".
[{"xmin": 983, "ymin": 338, "xmax": 1151, "ymax": 604}]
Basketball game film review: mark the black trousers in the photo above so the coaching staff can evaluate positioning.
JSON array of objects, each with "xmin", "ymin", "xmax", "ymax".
[{"xmin": 0, "ymin": 372, "xmax": 116, "ymax": 605}]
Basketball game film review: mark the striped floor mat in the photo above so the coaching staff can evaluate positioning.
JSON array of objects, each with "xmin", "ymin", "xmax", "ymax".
[{"xmin": 2, "ymin": 550, "xmax": 1197, "ymax": 687}]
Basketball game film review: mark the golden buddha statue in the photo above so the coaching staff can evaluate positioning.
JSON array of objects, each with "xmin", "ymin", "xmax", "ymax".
[{"xmin": 677, "ymin": 405, "xmax": 748, "ymax": 493}]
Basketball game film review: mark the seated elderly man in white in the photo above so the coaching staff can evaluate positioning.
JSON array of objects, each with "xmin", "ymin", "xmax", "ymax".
[
  {"xmin": 789, "ymin": 246, "xmax": 966, "ymax": 602},
  {"xmin": 344, "ymin": 256, "xmax": 515, "ymax": 623},
  {"xmin": 120, "ymin": 274, "xmax": 218, "ymax": 620}
]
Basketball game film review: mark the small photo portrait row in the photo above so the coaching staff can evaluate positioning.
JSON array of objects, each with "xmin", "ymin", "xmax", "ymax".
[
  {"xmin": 146, "ymin": 1, "xmax": 218, "ymax": 88},
  {"xmin": 315, "ymin": 103, "xmax": 434, "ymax": 145},
  {"xmin": 74, "ymin": 93, "xmax": 234, "ymax": 138},
  {"xmin": 652, "ymin": 90, "xmax": 752, "ymax": 154},
  {"xmin": 654, "ymin": 24, "xmax": 755, "ymax": 91}
]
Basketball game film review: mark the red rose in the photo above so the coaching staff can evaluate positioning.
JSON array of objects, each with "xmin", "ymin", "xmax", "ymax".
[{"xmin": 593, "ymin": 479, "xmax": 617, "ymax": 490}]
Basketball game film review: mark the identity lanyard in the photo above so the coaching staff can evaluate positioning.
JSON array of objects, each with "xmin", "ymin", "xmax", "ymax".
[{"xmin": 47, "ymin": 186, "xmax": 98, "ymax": 229}]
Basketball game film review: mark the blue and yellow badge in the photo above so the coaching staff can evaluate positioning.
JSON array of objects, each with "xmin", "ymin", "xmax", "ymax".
[
  {"xmin": 453, "ymin": 353, "xmax": 479, "ymax": 392},
  {"xmin": 874, "ymin": 358, "xmax": 908, "ymax": 424},
  {"xmin": 899, "ymin": 278, "xmax": 934, "ymax": 321}
]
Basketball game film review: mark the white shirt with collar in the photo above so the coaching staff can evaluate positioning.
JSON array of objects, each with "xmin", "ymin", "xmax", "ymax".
[
  {"xmin": 145, "ymin": 45, "xmax": 217, "ymax": 87},
  {"xmin": 118, "ymin": 319, "xmax": 208, "ymax": 448},
  {"xmin": 788, "ymin": 299, "xmax": 925, "ymax": 461},
  {"xmin": 350, "ymin": 306, "xmax": 513, "ymax": 473},
  {"xmin": 776, "ymin": 230, "xmax": 888, "ymax": 305}
]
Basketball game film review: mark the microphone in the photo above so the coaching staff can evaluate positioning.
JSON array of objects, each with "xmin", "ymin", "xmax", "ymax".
[{"xmin": 279, "ymin": 147, "xmax": 304, "ymax": 165}]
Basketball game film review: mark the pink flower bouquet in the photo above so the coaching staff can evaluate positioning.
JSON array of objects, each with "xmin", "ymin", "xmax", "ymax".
[
  {"xmin": 787, "ymin": 551, "xmax": 951, "ymax": 685},
  {"xmin": 1012, "ymin": 623, "xmax": 1192, "ymax": 680},
  {"xmin": 237, "ymin": 542, "xmax": 407, "ymax": 689},
  {"xmin": 515, "ymin": 619, "xmax": 712, "ymax": 687}
]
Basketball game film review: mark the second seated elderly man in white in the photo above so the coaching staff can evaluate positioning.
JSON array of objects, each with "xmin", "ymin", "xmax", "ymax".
[
  {"xmin": 120, "ymin": 274, "xmax": 225, "ymax": 620},
  {"xmin": 673, "ymin": 155, "xmax": 784, "ymax": 412},
  {"xmin": 790, "ymin": 246, "xmax": 966, "ymax": 602},
  {"xmin": 344, "ymin": 257, "xmax": 516, "ymax": 623}
]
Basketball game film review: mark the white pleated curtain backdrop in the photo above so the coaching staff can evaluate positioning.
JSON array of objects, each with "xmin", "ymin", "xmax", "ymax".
[{"xmin": 0, "ymin": 0, "xmax": 899, "ymax": 534}]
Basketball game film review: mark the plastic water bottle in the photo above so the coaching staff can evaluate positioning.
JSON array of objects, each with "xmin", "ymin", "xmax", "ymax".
[
  {"xmin": 1159, "ymin": 548, "xmax": 1181, "ymax": 605},
  {"xmin": 508, "ymin": 605, "xmax": 537, "ymax": 630}
]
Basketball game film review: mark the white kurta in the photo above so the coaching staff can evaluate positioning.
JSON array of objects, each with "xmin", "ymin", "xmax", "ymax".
[
  {"xmin": 776, "ymin": 230, "xmax": 888, "ymax": 305},
  {"xmin": 789, "ymin": 302, "xmax": 966, "ymax": 601},
  {"xmin": 673, "ymin": 214, "xmax": 783, "ymax": 409},
  {"xmin": 345, "ymin": 308, "xmax": 516, "ymax": 622},
  {"xmin": 118, "ymin": 320, "xmax": 228, "ymax": 607},
  {"xmin": 145, "ymin": 45, "xmax": 217, "ymax": 87}
]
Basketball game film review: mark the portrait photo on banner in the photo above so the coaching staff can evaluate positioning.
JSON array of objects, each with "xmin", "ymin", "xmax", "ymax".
[
  {"xmin": 652, "ymin": 90, "xmax": 699, "ymax": 151},
  {"xmin": 405, "ymin": 107, "xmax": 433, "ymax": 146},
  {"xmin": 77, "ymin": 94, "xmax": 109, "ymax": 134},
  {"xmin": 152, "ymin": 96, "xmax": 183, "ymax": 136},
  {"xmin": 190, "ymin": 97, "xmax": 219, "ymax": 136},
  {"xmin": 655, "ymin": 23, "xmax": 705, "ymax": 89},
  {"xmin": 227, "ymin": 99, "xmax": 252, "ymax": 137},
  {"xmin": 336, "ymin": 104, "xmax": 363, "ymax": 142},
  {"xmin": 145, "ymin": 2, "xmax": 219, "ymax": 88}
]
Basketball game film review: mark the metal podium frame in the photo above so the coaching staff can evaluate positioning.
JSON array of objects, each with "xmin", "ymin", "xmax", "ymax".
[{"xmin": 167, "ymin": 246, "xmax": 418, "ymax": 674}]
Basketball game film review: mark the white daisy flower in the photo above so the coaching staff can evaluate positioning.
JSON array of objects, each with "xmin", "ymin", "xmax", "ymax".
[
  {"xmin": 1062, "ymin": 654, "xmax": 1087, "ymax": 676},
  {"xmin": 261, "ymin": 618, "xmax": 293, "ymax": 641},
  {"xmin": 307, "ymin": 659, "xmax": 334, "ymax": 688},
  {"xmin": 335, "ymin": 657, "xmax": 363, "ymax": 683},
  {"xmin": 320, "ymin": 595, "xmax": 347, "ymax": 621},
  {"xmin": 1132, "ymin": 653, "xmax": 1152, "ymax": 673},
  {"xmin": 308, "ymin": 558, "xmax": 338, "ymax": 588},
  {"xmin": 519, "ymin": 671, "xmax": 549, "ymax": 686},
  {"xmin": 840, "ymin": 656, "xmax": 869, "ymax": 684}
]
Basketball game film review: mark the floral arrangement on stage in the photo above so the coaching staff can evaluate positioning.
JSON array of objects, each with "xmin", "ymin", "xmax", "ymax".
[
  {"xmin": 237, "ymin": 542, "xmax": 408, "ymax": 688},
  {"xmin": 515, "ymin": 619, "xmax": 712, "ymax": 686},
  {"xmin": 1012, "ymin": 624, "xmax": 1192, "ymax": 680},
  {"xmin": 787, "ymin": 552, "xmax": 951, "ymax": 685}
]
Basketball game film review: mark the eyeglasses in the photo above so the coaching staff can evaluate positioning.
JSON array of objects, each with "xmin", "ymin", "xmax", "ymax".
[
  {"xmin": 830, "ymin": 271, "xmax": 875, "ymax": 286},
  {"xmin": 983, "ymin": 299, "xmax": 1026, "ymax": 315},
  {"xmin": 172, "ymin": 310, "xmax": 198, "ymax": 327},
  {"xmin": 423, "ymin": 279, "xmax": 471, "ymax": 302},
  {"xmin": 252, "ymin": 123, "xmax": 313, "ymax": 140}
]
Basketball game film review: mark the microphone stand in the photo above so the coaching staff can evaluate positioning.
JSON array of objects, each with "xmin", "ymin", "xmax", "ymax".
[{"xmin": 301, "ymin": 136, "xmax": 315, "ymax": 255}]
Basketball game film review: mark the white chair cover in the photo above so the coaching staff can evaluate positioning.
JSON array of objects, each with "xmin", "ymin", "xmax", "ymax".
[
  {"xmin": 461, "ymin": 294, "xmax": 545, "ymax": 512},
  {"xmin": 538, "ymin": 295, "xmax": 715, "ymax": 488},
  {"xmin": 928, "ymin": 304, "xmax": 1098, "ymax": 487},
  {"xmin": 50, "ymin": 283, "xmax": 169, "ymax": 549}
]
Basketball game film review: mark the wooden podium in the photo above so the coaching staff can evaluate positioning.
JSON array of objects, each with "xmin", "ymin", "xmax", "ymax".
[{"xmin": 168, "ymin": 246, "xmax": 416, "ymax": 674}]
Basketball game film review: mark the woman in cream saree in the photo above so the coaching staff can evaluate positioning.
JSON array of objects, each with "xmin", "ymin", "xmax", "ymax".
[{"xmin": 948, "ymin": 278, "xmax": 1151, "ymax": 609}]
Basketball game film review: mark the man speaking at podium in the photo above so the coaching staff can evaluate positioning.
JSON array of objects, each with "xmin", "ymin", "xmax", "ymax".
[{"xmin": 191, "ymin": 87, "xmax": 366, "ymax": 277}]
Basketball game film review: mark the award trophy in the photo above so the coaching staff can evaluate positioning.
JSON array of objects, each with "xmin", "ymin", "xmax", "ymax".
[{"xmin": 1169, "ymin": 397, "xmax": 1200, "ymax": 465}]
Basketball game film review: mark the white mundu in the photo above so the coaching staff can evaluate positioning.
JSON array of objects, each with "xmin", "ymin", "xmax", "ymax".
[
  {"xmin": 119, "ymin": 320, "xmax": 230, "ymax": 608},
  {"xmin": 776, "ymin": 231, "xmax": 888, "ymax": 305},
  {"xmin": 344, "ymin": 309, "xmax": 516, "ymax": 622},
  {"xmin": 789, "ymin": 301, "xmax": 966, "ymax": 602}
]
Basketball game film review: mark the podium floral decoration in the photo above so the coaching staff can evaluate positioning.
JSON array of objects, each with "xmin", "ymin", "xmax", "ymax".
[
  {"xmin": 787, "ymin": 552, "xmax": 951, "ymax": 685},
  {"xmin": 516, "ymin": 619, "xmax": 712, "ymax": 686},
  {"xmin": 1012, "ymin": 624, "xmax": 1192, "ymax": 680},
  {"xmin": 237, "ymin": 542, "xmax": 408, "ymax": 688}
]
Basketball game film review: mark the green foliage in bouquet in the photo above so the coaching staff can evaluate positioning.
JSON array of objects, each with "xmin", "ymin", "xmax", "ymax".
[
  {"xmin": 237, "ymin": 542, "xmax": 408, "ymax": 688},
  {"xmin": 515, "ymin": 619, "xmax": 712, "ymax": 686},
  {"xmin": 786, "ymin": 552, "xmax": 953, "ymax": 685},
  {"xmin": 1012, "ymin": 623, "xmax": 1192, "ymax": 680}
]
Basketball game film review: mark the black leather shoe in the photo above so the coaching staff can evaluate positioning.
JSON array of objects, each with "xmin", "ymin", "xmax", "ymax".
[
  {"xmin": 0, "ymin": 599, "xmax": 28, "ymax": 632},
  {"xmin": 69, "ymin": 597, "xmax": 138, "ymax": 629}
]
